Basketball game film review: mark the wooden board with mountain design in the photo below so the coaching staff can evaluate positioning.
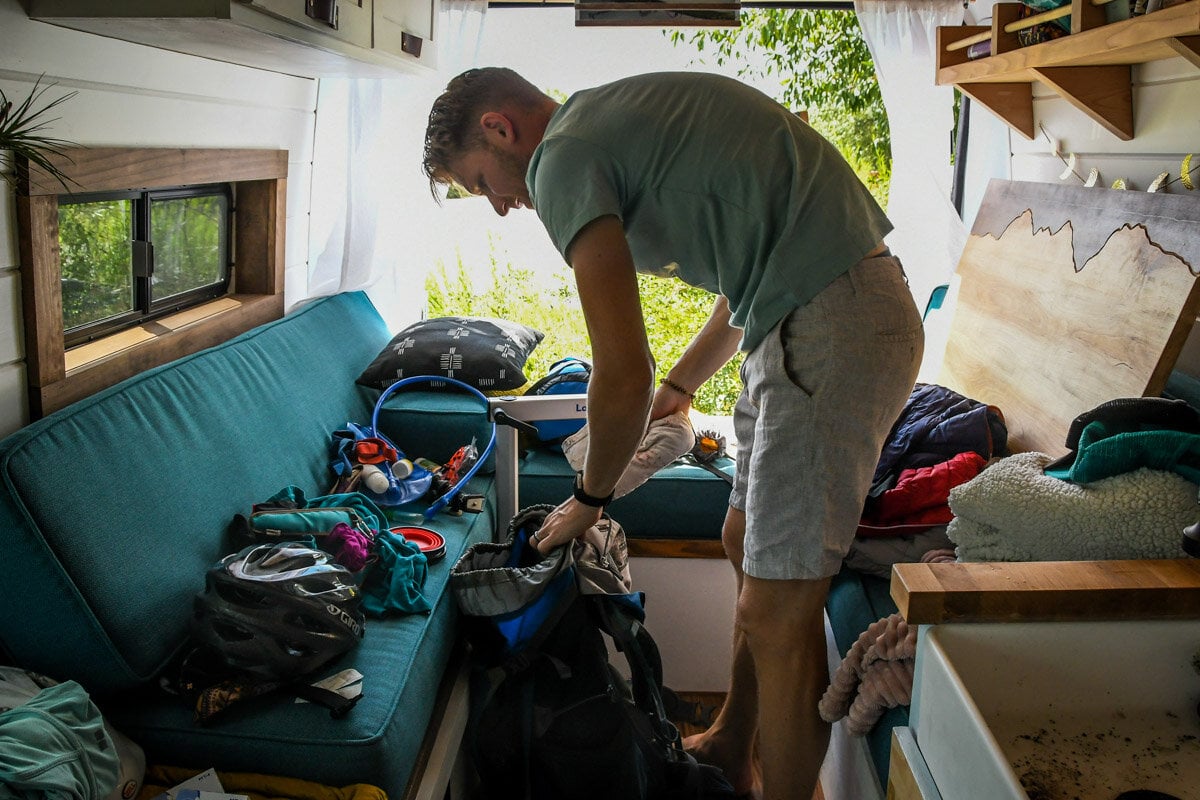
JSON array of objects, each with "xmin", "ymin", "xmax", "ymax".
[{"xmin": 937, "ymin": 179, "xmax": 1200, "ymax": 458}]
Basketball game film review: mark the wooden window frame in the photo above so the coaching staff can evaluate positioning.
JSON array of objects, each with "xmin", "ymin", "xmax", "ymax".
[{"xmin": 16, "ymin": 147, "xmax": 287, "ymax": 418}]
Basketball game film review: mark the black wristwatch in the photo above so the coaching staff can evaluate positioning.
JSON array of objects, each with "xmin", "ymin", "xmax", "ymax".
[{"xmin": 573, "ymin": 472, "xmax": 614, "ymax": 508}]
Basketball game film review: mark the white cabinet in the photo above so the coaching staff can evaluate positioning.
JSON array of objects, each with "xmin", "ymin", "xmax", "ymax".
[
  {"xmin": 251, "ymin": 0, "xmax": 373, "ymax": 49},
  {"xmin": 375, "ymin": 0, "xmax": 436, "ymax": 62},
  {"xmin": 27, "ymin": 0, "xmax": 439, "ymax": 77}
]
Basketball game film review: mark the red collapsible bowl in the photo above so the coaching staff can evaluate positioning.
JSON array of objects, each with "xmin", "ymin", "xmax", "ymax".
[{"xmin": 391, "ymin": 526, "xmax": 447, "ymax": 562}]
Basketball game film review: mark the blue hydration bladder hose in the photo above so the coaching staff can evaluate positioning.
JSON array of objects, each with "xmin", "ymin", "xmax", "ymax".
[{"xmin": 370, "ymin": 375, "xmax": 497, "ymax": 520}]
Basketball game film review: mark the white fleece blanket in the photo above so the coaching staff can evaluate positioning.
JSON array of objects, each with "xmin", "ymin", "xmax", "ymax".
[{"xmin": 947, "ymin": 452, "xmax": 1199, "ymax": 562}]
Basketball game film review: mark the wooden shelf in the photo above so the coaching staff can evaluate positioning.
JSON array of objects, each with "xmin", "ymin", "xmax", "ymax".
[{"xmin": 937, "ymin": 0, "xmax": 1200, "ymax": 139}]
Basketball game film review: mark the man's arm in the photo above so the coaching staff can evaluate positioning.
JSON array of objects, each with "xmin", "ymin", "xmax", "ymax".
[
  {"xmin": 532, "ymin": 215, "xmax": 655, "ymax": 553},
  {"xmin": 650, "ymin": 294, "xmax": 743, "ymax": 420}
]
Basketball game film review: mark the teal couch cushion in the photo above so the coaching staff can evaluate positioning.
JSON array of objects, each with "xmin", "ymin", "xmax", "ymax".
[
  {"xmin": 374, "ymin": 389, "xmax": 497, "ymax": 473},
  {"xmin": 0, "ymin": 292, "xmax": 392, "ymax": 694},
  {"xmin": 516, "ymin": 447, "xmax": 733, "ymax": 539}
]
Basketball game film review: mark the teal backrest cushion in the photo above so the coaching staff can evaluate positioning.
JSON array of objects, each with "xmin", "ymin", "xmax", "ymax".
[
  {"xmin": 374, "ymin": 389, "xmax": 497, "ymax": 473},
  {"xmin": 0, "ymin": 292, "xmax": 390, "ymax": 693}
]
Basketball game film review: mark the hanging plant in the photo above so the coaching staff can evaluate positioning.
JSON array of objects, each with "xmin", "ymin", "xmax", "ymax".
[{"xmin": 0, "ymin": 75, "xmax": 79, "ymax": 192}]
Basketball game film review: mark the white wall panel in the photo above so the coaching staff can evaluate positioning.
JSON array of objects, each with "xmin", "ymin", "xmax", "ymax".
[
  {"xmin": 285, "ymin": 214, "xmax": 311, "ymax": 277},
  {"xmin": 1011, "ymin": 149, "xmax": 1199, "ymax": 186},
  {"xmin": 0, "ymin": 363, "xmax": 27, "ymax": 439},
  {"xmin": 3, "ymin": 4, "xmax": 315, "ymax": 109},
  {"xmin": 1140, "ymin": 56, "xmax": 1200, "ymax": 83},
  {"xmin": 0, "ymin": 175, "xmax": 15, "ymax": 269},
  {"xmin": 0, "ymin": 271, "xmax": 22, "ymax": 365},
  {"xmin": 0, "ymin": 85, "xmax": 316, "ymax": 155},
  {"xmin": 286, "ymin": 161, "xmax": 314, "ymax": 217},
  {"xmin": 285, "ymin": 160, "xmax": 314, "ymax": 278},
  {"xmin": 1022, "ymin": 72, "xmax": 1200, "ymax": 157},
  {"xmin": 626, "ymin": 557, "xmax": 736, "ymax": 692},
  {"xmin": 284, "ymin": 263, "xmax": 310, "ymax": 310}
]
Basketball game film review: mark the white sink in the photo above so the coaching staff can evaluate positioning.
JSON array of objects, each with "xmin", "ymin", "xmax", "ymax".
[{"xmin": 912, "ymin": 619, "xmax": 1200, "ymax": 800}]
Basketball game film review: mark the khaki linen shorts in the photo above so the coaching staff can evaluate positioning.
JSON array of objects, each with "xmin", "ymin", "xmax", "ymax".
[{"xmin": 729, "ymin": 255, "xmax": 924, "ymax": 580}]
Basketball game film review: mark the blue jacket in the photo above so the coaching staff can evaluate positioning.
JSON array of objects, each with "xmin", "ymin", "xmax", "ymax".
[{"xmin": 871, "ymin": 383, "xmax": 1008, "ymax": 497}]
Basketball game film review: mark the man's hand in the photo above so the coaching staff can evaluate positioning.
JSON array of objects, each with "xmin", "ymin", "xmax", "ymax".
[
  {"xmin": 531, "ymin": 497, "xmax": 603, "ymax": 555},
  {"xmin": 650, "ymin": 383, "xmax": 692, "ymax": 421}
]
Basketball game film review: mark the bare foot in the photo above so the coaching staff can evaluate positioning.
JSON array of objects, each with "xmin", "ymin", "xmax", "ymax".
[{"xmin": 683, "ymin": 729, "xmax": 758, "ymax": 797}]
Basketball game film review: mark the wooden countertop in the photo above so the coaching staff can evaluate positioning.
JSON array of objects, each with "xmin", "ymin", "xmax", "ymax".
[{"xmin": 891, "ymin": 559, "xmax": 1200, "ymax": 624}]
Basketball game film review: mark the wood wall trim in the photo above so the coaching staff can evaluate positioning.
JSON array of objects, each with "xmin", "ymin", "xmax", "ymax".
[
  {"xmin": 1031, "ymin": 64, "xmax": 1135, "ymax": 140},
  {"xmin": 628, "ymin": 538, "xmax": 727, "ymax": 559},
  {"xmin": 32, "ymin": 294, "xmax": 284, "ymax": 417},
  {"xmin": 16, "ymin": 147, "xmax": 288, "ymax": 420},
  {"xmin": 1167, "ymin": 34, "xmax": 1200, "ymax": 68},
  {"xmin": 235, "ymin": 178, "xmax": 286, "ymax": 296},
  {"xmin": 15, "ymin": 195, "xmax": 66, "ymax": 386},
  {"xmin": 887, "ymin": 728, "xmax": 936, "ymax": 800},
  {"xmin": 21, "ymin": 147, "xmax": 288, "ymax": 197}
]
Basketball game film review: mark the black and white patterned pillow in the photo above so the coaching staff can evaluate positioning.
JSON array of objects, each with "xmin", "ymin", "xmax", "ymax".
[{"xmin": 356, "ymin": 316, "xmax": 544, "ymax": 391}]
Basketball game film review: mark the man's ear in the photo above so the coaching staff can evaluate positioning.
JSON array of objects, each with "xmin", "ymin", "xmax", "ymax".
[{"xmin": 479, "ymin": 111, "xmax": 515, "ymax": 145}]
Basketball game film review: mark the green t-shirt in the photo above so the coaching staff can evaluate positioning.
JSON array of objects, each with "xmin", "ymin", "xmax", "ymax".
[{"xmin": 527, "ymin": 71, "xmax": 892, "ymax": 352}]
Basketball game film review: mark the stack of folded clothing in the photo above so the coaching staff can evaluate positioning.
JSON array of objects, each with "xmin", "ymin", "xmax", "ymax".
[{"xmin": 947, "ymin": 397, "xmax": 1200, "ymax": 562}]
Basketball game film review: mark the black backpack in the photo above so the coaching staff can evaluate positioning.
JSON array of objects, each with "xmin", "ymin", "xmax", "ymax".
[{"xmin": 450, "ymin": 509, "xmax": 735, "ymax": 800}]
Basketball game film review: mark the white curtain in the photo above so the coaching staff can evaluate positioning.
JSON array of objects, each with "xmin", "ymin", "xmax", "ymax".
[
  {"xmin": 853, "ymin": 0, "xmax": 967, "ymax": 319},
  {"xmin": 306, "ymin": 0, "xmax": 489, "ymax": 330}
]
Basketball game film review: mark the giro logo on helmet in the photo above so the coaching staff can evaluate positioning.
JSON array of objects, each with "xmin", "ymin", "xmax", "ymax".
[{"xmin": 328, "ymin": 602, "xmax": 365, "ymax": 638}]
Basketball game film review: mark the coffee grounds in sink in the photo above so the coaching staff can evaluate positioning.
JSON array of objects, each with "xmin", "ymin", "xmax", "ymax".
[{"xmin": 1005, "ymin": 711, "xmax": 1200, "ymax": 800}]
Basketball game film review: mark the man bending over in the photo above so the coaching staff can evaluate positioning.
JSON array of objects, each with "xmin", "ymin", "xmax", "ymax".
[{"xmin": 423, "ymin": 67, "xmax": 923, "ymax": 800}]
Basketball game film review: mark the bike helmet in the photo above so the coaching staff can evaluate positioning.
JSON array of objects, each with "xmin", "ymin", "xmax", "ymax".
[{"xmin": 191, "ymin": 542, "xmax": 365, "ymax": 681}]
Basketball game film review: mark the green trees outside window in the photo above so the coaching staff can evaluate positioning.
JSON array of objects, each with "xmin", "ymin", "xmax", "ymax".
[
  {"xmin": 58, "ymin": 197, "xmax": 136, "ymax": 331},
  {"xmin": 672, "ymin": 8, "xmax": 892, "ymax": 206},
  {"xmin": 57, "ymin": 185, "xmax": 231, "ymax": 345},
  {"xmin": 150, "ymin": 193, "xmax": 227, "ymax": 300}
]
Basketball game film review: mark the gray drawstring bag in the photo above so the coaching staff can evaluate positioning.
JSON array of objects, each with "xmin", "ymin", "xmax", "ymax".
[{"xmin": 450, "ymin": 504, "xmax": 633, "ymax": 657}]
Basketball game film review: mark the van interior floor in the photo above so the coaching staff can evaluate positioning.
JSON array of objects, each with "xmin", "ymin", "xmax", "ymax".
[
  {"xmin": 667, "ymin": 690, "xmax": 725, "ymax": 739},
  {"xmin": 669, "ymin": 692, "xmax": 826, "ymax": 800}
]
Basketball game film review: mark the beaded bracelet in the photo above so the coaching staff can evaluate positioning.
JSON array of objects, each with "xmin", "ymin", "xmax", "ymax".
[{"xmin": 659, "ymin": 377, "xmax": 695, "ymax": 400}]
